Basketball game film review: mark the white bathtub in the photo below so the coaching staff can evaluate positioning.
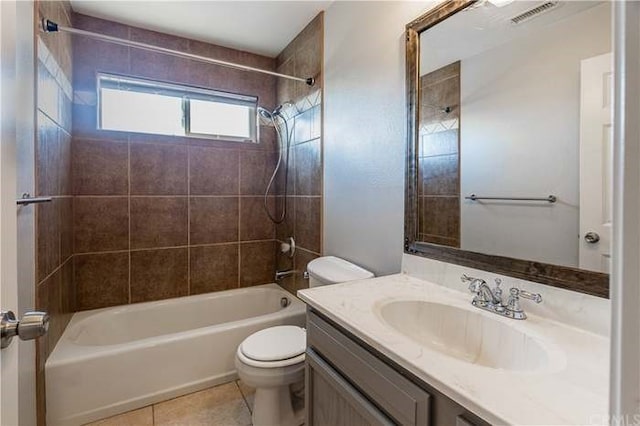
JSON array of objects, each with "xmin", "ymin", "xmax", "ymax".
[{"xmin": 46, "ymin": 284, "xmax": 306, "ymax": 425}]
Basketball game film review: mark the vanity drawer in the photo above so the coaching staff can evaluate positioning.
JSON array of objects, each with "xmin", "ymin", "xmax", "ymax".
[{"xmin": 307, "ymin": 311, "xmax": 431, "ymax": 426}]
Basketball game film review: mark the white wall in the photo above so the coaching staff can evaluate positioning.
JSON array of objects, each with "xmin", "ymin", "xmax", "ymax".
[
  {"xmin": 459, "ymin": 4, "xmax": 610, "ymax": 267},
  {"xmin": 323, "ymin": 1, "xmax": 436, "ymax": 276}
]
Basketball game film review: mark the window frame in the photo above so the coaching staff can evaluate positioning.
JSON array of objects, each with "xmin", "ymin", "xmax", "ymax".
[{"xmin": 97, "ymin": 72, "xmax": 259, "ymax": 143}]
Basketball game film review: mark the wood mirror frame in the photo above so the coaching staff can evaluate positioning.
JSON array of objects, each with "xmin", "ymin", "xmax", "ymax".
[{"xmin": 404, "ymin": 0, "xmax": 609, "ymax": 298}]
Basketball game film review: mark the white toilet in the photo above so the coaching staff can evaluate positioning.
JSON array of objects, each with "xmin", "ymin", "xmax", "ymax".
[{"xmin": 235, "ymin": 256, "xmax": 374, "ymax": 426}]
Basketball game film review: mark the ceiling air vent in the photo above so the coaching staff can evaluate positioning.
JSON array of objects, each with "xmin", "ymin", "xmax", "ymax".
[{"xmin": 510, "ymin": 1, "xmax": 559, "ymax": 25}]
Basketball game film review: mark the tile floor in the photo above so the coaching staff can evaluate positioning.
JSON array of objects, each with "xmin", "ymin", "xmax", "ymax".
[{"xmin": 85, "ymin": 381, "xmax": 256, "ymax": 426}]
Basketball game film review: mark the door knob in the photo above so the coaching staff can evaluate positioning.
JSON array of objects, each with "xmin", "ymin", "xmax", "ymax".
[
  {"xmin": 1, "ymin": 310, "xmax": 49, "ymax": 349},
  {"xmin": 584, "ymin": 232, "xmax": 601, "ymax": 244}
]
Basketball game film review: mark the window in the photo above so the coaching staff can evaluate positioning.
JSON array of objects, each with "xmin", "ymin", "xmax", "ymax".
[{"xmin": 98, "ymin": 73, "xmax": 258, "ymax": 142}]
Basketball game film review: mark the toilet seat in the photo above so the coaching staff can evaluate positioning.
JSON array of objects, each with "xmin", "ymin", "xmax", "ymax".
[
  {"xmin": 238, "ymin": 326, "xmax": 306, "ymax": 368},
  {"xmin": 237, "ymin": 347, "xmax": 305, "ymax": 368}
]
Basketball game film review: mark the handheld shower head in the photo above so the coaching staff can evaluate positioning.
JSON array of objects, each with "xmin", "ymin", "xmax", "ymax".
[
  {"xmin": 257, "ymin": 107, "xmax": 273, "ymax": 120},
  {"xmin": 260, "ymin": 101, "xmax": 294, "ymax": 224},
  {"xmin": 258, "ymin": 102, "xmax": 294, "ymax": 122}
]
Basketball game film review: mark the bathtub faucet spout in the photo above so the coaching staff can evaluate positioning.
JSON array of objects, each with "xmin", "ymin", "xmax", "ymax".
[{"xmin": 275, "ymin": 270, "xmax": 295, "ymax": 281}]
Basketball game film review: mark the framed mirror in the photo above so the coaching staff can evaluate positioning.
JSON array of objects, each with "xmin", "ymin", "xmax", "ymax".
[{"xmin": 405, "ymin": 0, "xmax": 609, "ymax": 297}]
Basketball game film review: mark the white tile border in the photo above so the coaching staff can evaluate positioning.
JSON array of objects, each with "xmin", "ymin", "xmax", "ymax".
[{"xmin": 37, "ymin": 37, "xmax": 73, "ymax": 100}]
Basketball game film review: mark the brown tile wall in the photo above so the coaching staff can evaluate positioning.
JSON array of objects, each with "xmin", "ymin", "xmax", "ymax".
[
  {"xmin": 274, "ymin": 13, "xmax": 324, "ymax": 295},
  {"xmin": 35, "ymin": 1, "xmax": 75, "ymax": 423},
  {"xmin": 70, "ymin": 13, "xmax": 282, "ymax": 311},
  {"xmin": 418, "ymin": 61, "xmax": 461, "ymax": 248},
  {"xmin": 33, "ymin": 9, "xmax": 324, "ymax": 423}
]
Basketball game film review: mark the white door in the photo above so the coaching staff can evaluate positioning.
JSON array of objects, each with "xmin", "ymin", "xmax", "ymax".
[
  {"xmin": 579, "ymin": 52, "xmax": 613, "ymax": 273},
  {"xmin": 1, "ymin": 1, "xmax": 21, "ymax": 423},
  {"xmin": 1, "ymin": 1, "xmax": 43, "ymax": 425}
]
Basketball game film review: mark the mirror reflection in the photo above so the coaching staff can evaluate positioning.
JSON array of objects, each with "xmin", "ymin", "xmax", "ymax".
[{"xmin": 418, "ymin": 1, "xmax": 611, "ymax": 272}]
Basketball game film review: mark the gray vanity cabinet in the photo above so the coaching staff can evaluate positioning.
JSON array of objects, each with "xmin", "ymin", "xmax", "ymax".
[
  {"xmin": 305, "ymin": 310, "xmax": 491, "ymax": 426},
  {"xmin": 306, "ymin": 350, "xmax": 394, "ymax": 425}
]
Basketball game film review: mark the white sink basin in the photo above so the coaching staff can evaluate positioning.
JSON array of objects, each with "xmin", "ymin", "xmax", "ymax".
[{"xmin": 378, "ymin": 300, "xmax": 550, "ymax": 372}]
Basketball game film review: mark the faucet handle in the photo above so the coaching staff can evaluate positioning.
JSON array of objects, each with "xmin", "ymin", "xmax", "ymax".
[
  {"xmin": 506, "ymin": 287, "xmax": 542, "ymax": 314},
  {"xmin": 518, "ymin": 289, "xmax": 542, "ymax": 304}
]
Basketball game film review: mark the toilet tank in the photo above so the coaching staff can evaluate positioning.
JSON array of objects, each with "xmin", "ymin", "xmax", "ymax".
[{"xmin": 306, "ymin": 256, "xmax": 374, "ymax": 288}]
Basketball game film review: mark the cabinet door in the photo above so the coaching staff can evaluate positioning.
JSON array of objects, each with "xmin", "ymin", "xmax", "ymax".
[
  {"xmin": 308, "ymin": 312, "xmax": 431, "ymax": 425},
  {"xmin": 306, "ymin": 349, "xmax": 394, "ymax": 426}
]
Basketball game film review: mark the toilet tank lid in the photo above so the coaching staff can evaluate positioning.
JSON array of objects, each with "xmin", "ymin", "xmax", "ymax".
[{"xmin": 307, "ymin": 256, "xmax": 374, "ymax": 284}]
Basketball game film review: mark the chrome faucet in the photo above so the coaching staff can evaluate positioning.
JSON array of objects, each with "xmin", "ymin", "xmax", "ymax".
[
  {"xmin": 461, "ymin": 274, "xmax": 502, "ymax": 306},
  {"xmin": 275, "ymin": 269, "xmax": 295, "ymax": 281},
  {"xmin": 504, "ymin": 287, "xmax": 543, "ymax": 320},
  {"xmin": 460, "ymin": 274, "xmax": 542, "ymax": 320}
]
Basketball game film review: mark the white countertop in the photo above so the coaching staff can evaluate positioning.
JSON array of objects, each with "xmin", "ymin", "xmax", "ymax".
[{"xmin": 298, "ymin": 273, "xmax": 609, "ymax": 425}]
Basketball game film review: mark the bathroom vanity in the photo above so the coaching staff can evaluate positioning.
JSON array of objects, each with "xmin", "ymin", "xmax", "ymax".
[
  {"xmin": 305, "ymin": 310, "xmax": 488, "ymax": 426},
  {"xmin": 298, "ymin": 255, "xmax": 610, "ymax": 426}
]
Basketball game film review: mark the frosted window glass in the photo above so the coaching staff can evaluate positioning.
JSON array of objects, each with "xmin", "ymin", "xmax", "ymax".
[
  {"xmin": 97, "ymin": 74, "xmax": 256, "ymax": 142},
  {"xmin": 190, "ymin": 99, "xmax": 252, "ymax": 139},
  {"xmin": 100, "ymin": 88, "xmax": 184, "ymax": 136}
]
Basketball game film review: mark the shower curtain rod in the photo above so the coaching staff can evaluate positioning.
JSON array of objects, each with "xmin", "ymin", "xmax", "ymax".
[{"xmin": 41, "ymin": 19, "xmax": 315, "ymax": 86}]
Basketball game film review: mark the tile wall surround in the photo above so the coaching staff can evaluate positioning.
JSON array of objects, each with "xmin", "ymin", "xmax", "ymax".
[
  {"xmin": 402, "ymin": 253, "xmax": 611, "ymax": 336},
  {"xmin": 35, "ymin": 1, "xmax": 75, "ymax": 424},
  {"xmin": 273, "ymin": 13, "xmax": 324, "ymax": 296},
  {"xmin": 418, "ymin": 61, "xmax": 460, "ymax": 247},
  {"xmin": 36, "ymin": 1, "xmax": 322, "ymax": 402},
  {"xmin": 69, "ymin": 12, "xmax": 324, "ymax": 309},
  {"xmin": 34, "ymin": 9, "xmax": 322, "ymax": 420},
  {"xmin": 69, "ymin": 13, "xmax": 287, "ymax": 312}
]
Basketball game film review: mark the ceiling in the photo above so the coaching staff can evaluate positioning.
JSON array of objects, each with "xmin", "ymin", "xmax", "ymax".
[
  {"xmin": 69, "ymin": 1, "xmax": 332, "ymax": 57},
  {"xmin": 420, "ymin": 1, "xmax": 604, "ymax": 74}
]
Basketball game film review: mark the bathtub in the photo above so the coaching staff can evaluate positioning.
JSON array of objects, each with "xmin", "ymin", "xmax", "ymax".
[{"xmin": 45, "ymin": 284, "xmax": 306, "ymax": 425}]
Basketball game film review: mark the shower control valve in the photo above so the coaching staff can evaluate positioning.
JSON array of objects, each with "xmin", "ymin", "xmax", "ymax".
[{"xmin": 280, "ymin": 237, "xmax": 296, "ymax": 258}]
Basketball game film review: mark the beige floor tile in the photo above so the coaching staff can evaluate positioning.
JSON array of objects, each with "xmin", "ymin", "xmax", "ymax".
[
  {"xmin": 84, "ymin": 406, "xmax": 153, "ymax": 426},
  {"xmin": 236, "ymin": 380, "xmax": 255, "ymax": 414},
  {"xmin": 154, "ymin": 383, "xmax": 251, "ymax": 426}
]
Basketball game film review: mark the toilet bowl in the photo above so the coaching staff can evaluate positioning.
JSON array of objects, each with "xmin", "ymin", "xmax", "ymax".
[
  {"xmin": 235, "ymin": 326, "xmax": 306, "ymax": 426},
  {"xmin": 235, "ymin": 256, "xmax": 374, "ymax": 426}
]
